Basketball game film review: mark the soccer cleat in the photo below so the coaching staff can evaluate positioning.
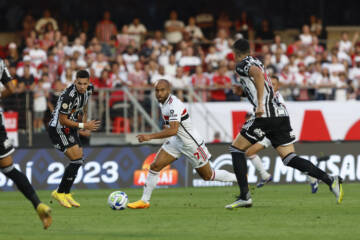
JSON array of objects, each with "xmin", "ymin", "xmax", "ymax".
[
  {"xmin": 310, "ymin": 180, "xmax": 319, "ymax": 194},
  {"xmin": 36, "ymin": 203, "xmax": 52, "ymax": 230},
  {"xmin": 51, "ymin": 190, "xmax": 72, "ymax": 208},
  {"xmin": 330, "ymin": 176, "xmax": 344, "ymax": 204},
  {"xmin": 127, "ymin": 200, "xmax": 150, "ymax": 209},
  {"xmin": 65, "ymin": 193, "xmax": 80, "ymax": 207},
  {"xmin": 256, "ymin": 175, "xmax": 273, "ymax": 188},
  {"xmin": 225, "ymin": 197, "xmax": 252, "ymax": 209}
]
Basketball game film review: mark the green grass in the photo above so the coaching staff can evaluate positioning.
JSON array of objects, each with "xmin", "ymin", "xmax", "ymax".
[{"xmin": 0, "ymin": 183, "xmax": 359, "ymax": 240}]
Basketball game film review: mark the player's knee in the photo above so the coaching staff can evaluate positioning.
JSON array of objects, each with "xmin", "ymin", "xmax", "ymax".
[
  {"xmin": 0, "ymin": 163, "xmax": 15, "ymax": 175},
  {"xmin": 201, "ymin": 173, "xmax": 212, "ymax": 181},
  {"xmin": 244, "ymin": 149, "xmax": 252, "ymax": 158}
]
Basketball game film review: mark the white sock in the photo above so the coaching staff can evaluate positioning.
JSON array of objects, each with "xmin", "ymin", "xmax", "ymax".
[
  {"xmin": 248, "ymin": 154, "xmax": 271, "ymax": 180},
  {"xmin": 212, "ymin": 169, "xmax": 237, "ymax": 182},
  {"xmin": 308, "ymin": 176, "xmax": 317, "ymax": 184},
  {"xmin": 141, "ymin": 169, "xmax": 159, "ymax": 203}
]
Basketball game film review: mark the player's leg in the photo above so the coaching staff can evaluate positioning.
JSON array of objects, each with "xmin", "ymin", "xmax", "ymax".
[
  {"xmin": 0, "ymin": 155, "xmax": 52, "ymax": 229},
  {"xmin": 128, "ymin": 149, "xmax": 177, "ymax": 209},
  {"xmin": 225, "ymin": 133, "xmax": 254, "ymax": 209},
  {"xmin": 276, "ymin": 144, "xmax": 343, "ymax": 203},
  {"xmin": 245, "ymin": 142, "xmax": 272, "ymax": 187},
  {"xmin": 196, "ymin": 162, "xmax": 237, "ymax": 182}
]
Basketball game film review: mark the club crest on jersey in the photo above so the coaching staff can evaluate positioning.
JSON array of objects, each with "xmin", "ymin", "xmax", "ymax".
[
  {"xmin": 253, "ymin": 128, "xmax": 265, "ymax": 138},
  {"xmin": 62, "ymin": 103, "xmax": 68, "ymax": 109},
  {"xmin": 170, "ymin": 109, "xmax": 177, "ymax": 117},
  {"xmin": 68, "ymin": 136, "xmax": 75, "ymax": 143}
]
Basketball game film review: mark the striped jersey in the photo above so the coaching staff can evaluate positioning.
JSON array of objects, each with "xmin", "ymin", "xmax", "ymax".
[
  {"xmin": 49, "ymin": 84, "xmax": 94, "ymax": 128},
  {"xmin": 234, "ymin": 56, "xmax": 288, "ymax": 118},
  {"xmin": 0, "ymin": 59, "xmax": 12, "ymax": 115},
  {"xmin": 160, "ymin": 94, "xmax": 204, "ymax": 147}
]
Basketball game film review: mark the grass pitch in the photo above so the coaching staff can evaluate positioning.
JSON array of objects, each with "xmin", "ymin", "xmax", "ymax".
[{"xmin": 0, "ymin": 183, "xmax": 359, "ymax": 240}]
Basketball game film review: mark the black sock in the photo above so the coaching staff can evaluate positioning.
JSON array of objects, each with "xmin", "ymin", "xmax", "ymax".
[
  {"xmin": 229, "ymin": 145, "xmax": 249, "ymax": 199},
  {"xmin": 58, "ymin": 159, "xmax": 82, "ymax": 194},
  {"xmin": 2, "ymin": 166, "xmax": 41, "ymax": 209},
  {"xmin": 284, "ymin": 153, "xmax": 333, "ymax": 186}
]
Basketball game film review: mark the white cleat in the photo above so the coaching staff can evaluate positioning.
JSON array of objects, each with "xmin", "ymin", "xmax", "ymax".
[
  {"xmin": 225, "ymin": 197, "xmax": 253, "ymax": 209},
  {"xmin": 330, "ymin": 176, "xmax": 344, "ymax": 204}
]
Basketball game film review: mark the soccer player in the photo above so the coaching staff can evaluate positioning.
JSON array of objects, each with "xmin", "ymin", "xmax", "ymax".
[
  {"xmin": 243, "ymin": 76, "xmax": 319, "ymax": 193},
  {"xmin": 0, "ymin": 59, "xmax": 52, "ymax": 229},
  {"xmin": 48, "ymin": 70, "xmax": 100, "ymax": 208},
  {"xmin": 128, "ymin": 79, "xmax": 237, "ymax": 209},
  {"xmin": 226, "ymin": 39, "xmax": 343, "ymax": 209}
]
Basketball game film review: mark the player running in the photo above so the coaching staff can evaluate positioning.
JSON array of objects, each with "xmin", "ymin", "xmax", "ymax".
[
  {"xmin": 128, "ymin": 79, "xmax": 237, "ymax": 209},
  {"xmin": 48, "ymin": 70, "xmax": 100, "ymax": 208},
  {"xmin": 0, "ymin": 59, "xmax": 52, "ymax": 229},
  {"xmin": 243, "ymin": 76, "xmax": 319, "ymax": 192},
  {"xmin": 226, "ymin": 39, "xmax": 343, "ymax": 209}
]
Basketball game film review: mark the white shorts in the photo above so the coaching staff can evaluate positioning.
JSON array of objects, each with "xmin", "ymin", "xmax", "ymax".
[{"xmin": 161, "ymin": 135, "xmax": 211, "ymax": 168}]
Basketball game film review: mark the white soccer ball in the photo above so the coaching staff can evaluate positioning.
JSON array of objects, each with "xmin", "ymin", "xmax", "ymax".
[{"xmin": 108, "ymin": 191, "xmax": 128, "ymax": 210}]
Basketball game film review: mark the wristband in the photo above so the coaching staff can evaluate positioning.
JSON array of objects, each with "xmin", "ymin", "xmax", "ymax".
[{"xmin": 79, "ymin": 123, "xmax": 84, "ymax": 129}]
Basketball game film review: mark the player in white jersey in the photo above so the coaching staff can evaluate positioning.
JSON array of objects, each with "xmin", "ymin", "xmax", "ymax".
[
  {"xmin": 128, "ymin": 79, "xmax": 237, "ymax": 209},
  {"xmin": 226, "ymin": 39, "xmax": 343, "ymax": 209},
  {"xmin": 243, "ymin": 76, "xmax": 319, "ymax": 192}
]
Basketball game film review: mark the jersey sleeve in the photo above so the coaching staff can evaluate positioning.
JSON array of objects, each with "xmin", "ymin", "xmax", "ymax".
[
  {"xmin": 59, "ymin": 95, "xmax": 73, "ymax": 115},
  {"xmin": 235, "ymin": 59, "xmax": 252, "ymax": 77},
  {"xmin": 168, "ymin": 101, "xmax": 183, "ymax": 122},
  {"xmin": 0, "ymin": 60, "xmax": 12, "ymax": 85}
]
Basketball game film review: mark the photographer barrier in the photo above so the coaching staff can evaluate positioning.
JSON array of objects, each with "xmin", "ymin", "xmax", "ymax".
[{"xmin": 0, "ymin": 142, "xmax": 359, "ymax": 191}]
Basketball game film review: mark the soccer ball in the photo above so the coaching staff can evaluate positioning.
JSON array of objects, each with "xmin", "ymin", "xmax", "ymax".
[{"xmin": 108, "ymin": 191, "xmax": 128, "ymax": 210}]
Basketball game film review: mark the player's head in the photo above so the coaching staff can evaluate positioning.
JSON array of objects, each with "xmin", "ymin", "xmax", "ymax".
[
  {"xmin": 232, "ymin": 39, "xmax": 250, "ymax": 60},
  {"xmin": 271, "ymin": 75, "xmax": 280, "ymax": 92},
  {"xmin": 75, "ymin": 70, "xmax": 90, "ymax": 94},
  {"xmin": 154, "ymin": 79, "xmax": 171, "ymax": 103}
]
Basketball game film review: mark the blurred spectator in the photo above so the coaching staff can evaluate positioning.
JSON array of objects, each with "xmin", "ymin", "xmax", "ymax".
[
  {"xmin": 122, "ymin": 46, "xmax": 139, "ymax": 73},
  {"xmin": 165, "ymin": 11, "xmax": 185, "ymax": 44},
  {"xmin": 61, "ymin": 68, "xmax": 75, "ymax": 86},
  {"xmin": 151, "ymin": 65, "xmax": 172, "ymax": 84},
  {"xmin": 127, "ymin": 61, "xmax": 147, "ymax": 87},
  {"xmin": 171, "ymin": 67, "xmax": 189, "ymax": 101},
  {"xmin": 256, "ymin": 19, "xmax": 274, "ymax": 41},
  {"xmin": 110, "ymin": 61, "xmax": 128, "ymax": 87},
  {"xmin": 214, "ymin": 29, "xmax": 231, "ymax": 58},
  {"xmin": 335, "ymin": 72, "xmax": 349, "ymax": 101},
  {"xmin": 29, "ymin": 40, "xmax": 47, "ymax": 67},
  {"xmin": 152, "ymin": 30, "xmax": 168, "ymax": 48},
  {"xmin": 271, "ymin": 35, "xmax": 287, "ymax": 53},
  {"xmin": 91, "ymin": 53, "xmax": 109, "ymax": 78},
  {"xmin": 128, "ymin": 18, "xmax": 147, "ymax": 47},
  {"xmin": 164, "ymin": 54, "xmax": 177, "ymax": 77},
  {"xmin": 299, "ymin": 25, "xmax": 312, "ymax": 46},
  {"xmin": 286, "ymin": 36, "xmax": 302, "ymax": 56},
  {"xmin": 191, "ymin": 65, "xmax": 210, "ymax": 101},
  {"xmin": 185, "ymin": 17, "xmax": 204, "ymax": 43},
  {"xmin": 35, "ymin": 9, "xmax": 58, "ymax": 34},
  {"xmin": 32, "ymin": 74, "xmax": 49, "ymax": 133},
  {"xmin": 205, "ymin": 45, "xmax": 221, "ymax": 69},
  {"xmin": 212, "ymin": 131, "xmax": 221, "ymax": 143},
  {"xmin": 314, "ymin": 67, "xmax": 336, "ymax": 100},
  {"xmin": 179, "ymin": 47, "xmax": 201, "ymax": 71},
  {"xmin": 217, "ymin": 12, "xmax": 232, "ymax": 34},
  {"xmin": 195, "ymin": 11, "xmax": 214, "ymax": 38},
  {"xmin": 234, "ymin": 11, "xmax": 252, "ymax": 39},
  {"xmin": 22, "ymin": 14, "xmax": 36, "ymax": 39},
  {"xmin": 96, "ymin": 11, "xmax": 117, "ymax": 43},
  {"xmin": 139, "ymin": 37, "xmax": 154, "ymax": 62},
  {"xmin": 210, "ymin": 65, "xmax": 231, "ymax": 101},
  {"xmin": 6, "ymin": 42, "xmax": 20, "ymax": 66},
  {"xmin": 271, "ymin": 48, "xmax": 289, "ymax": 73},
  {"xmin": 16, "ymin": 55, "xmax": 37, "ymax": 77}
]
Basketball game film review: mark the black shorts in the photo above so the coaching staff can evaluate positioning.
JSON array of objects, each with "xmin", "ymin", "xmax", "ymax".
[
  {"xmin": 48, "ymin": 127, "xmax": 81, "ymax": 152},
  {"xmin": 0, "ymin": 114, "xmax": 15, "ymax": 158},
  {"xmin": 240, "ymin": 116, "xmax": 296, "ymax": 148}
]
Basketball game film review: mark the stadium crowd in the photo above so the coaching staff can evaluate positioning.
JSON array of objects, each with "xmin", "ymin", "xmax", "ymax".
[{"xmin": 1, "ymin": 10, "xmax": 360, "ymax": 131}]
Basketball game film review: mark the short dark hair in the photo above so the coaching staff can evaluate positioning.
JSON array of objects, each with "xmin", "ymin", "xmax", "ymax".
[
  {"xmin": 271, "ymin": 75, "xmax": 279, "ymax": 82},
  {"xmin": 76, "ymin": 70, "xmax": 90, "ymax": 79},
  {"xmin": 232, "ymin": 39, "xmax": 250, "ymax": 54}
]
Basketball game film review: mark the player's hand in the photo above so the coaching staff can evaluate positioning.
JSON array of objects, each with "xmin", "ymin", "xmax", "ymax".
[
  {"xmin": 79, "ymin": 129, "xmax": 91, "ymax": 137},
  {"xmin": 84, "ymin": 120, "xmax": 101, "ymax": 131},
  {"xmin": 255, "ymin": 104, "xmax": 264, "ymax": 117},
  {"xmin": 136, "ymin": 134, "xmax": 151, "ymax": 142}
]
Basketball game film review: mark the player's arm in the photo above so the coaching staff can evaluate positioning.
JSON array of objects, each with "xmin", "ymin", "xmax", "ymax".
[
  {"xmin": 1, "ymin": 80, "xmax": 16, "ymax": 98},
  {"xmin": 59, "ymin": 113, "xmax": 100, "ymax": 131},
  {"xmin": 249, "ymin": 65, "xmax": 265, "ymax": 117},
  {"xmin": 137, "ymin": 121, "xmax": 179, "ymax": 142},
  {"xmin": 78, "ymin": 103, "xmax": 91, "ymax": 137},
  {"xmin": 0, "ymin": 61, "xmax": 16, "ymax": 98}
]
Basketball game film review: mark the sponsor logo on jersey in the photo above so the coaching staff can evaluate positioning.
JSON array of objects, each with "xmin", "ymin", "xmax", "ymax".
[{"xmin": 62, "ymin": 103, "xmax": 68, "ymax": 109}]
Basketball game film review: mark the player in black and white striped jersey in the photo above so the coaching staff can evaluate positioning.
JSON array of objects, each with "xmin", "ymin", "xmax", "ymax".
[
  {"xmin": 225, "ymin": 39, "xmax": 343, "ymax": 209},
  {"xmin": 48, "ymin": 70, "xmax": 100, "ymax": 208},
  {"xmin": 0, "ymin": 59, "xmax": 52, "ymax": 229}
]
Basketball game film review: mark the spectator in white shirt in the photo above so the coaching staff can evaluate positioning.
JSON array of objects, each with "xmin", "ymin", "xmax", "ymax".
[
  {"xmin": 128, "ymin": 18, "xmax": 147, "ymax": 47},
  {"xmin": 152, "ymin": 30, "xmax": 168, "ymax": 48},
  {"xmin": 299, "ymin": 24, "xmax": 313, "ymax": 46},
  {"xmin": 151, "ymin": 65, "xmax": 173, "ymax": 84},
  {"xmin": 35, "ymin": 9, "xmax": 58, "ymax": 34},
  {"xmin": 91, "ymin": 53, "xmax": 109, "ymax": 78},
  {"xmin": 122, "ymin": 46, "xmax": 139, "ymax": 73},
  {"xmin": 338, "ymin": 31, "xmax": 352, "ymax": 54},
  {"xmin": 270, "ymin": 48, "xmax": 289, "ymax": 73},
  {"xmin": 165, "ymin": 11, "xmax": 185, "ymax": 44},
  {"xmin": 71, "ymin": 38, "xmax": 86, "ymax": 57},
  {"xmin": 164, "ymin": 54, "xmax": 177, "ymax": 77},
  {"xmin": 16, "ymin": 55, "xmax": 38, "ymax": 77},
  {"xmin": 179, "ymin": 47, "xmax": 201, "ymax": 68},
  {"xmin": 185, "ymin": 17, "xmax": 204, "ymax": 42},
  {"xmin": 214, "ymin": 29, "xmax": 231, "ymax": 58},
  {"xmin": 349, "ymin": 57, "xmax": 360, "ymax": 86},
  {"xmin": 270, "ymin": 34, "xmax": 287, "ymax": 53},
  {"xmin": 29, "ymin": 40, "xmax": 47, "ymax": 67}
]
